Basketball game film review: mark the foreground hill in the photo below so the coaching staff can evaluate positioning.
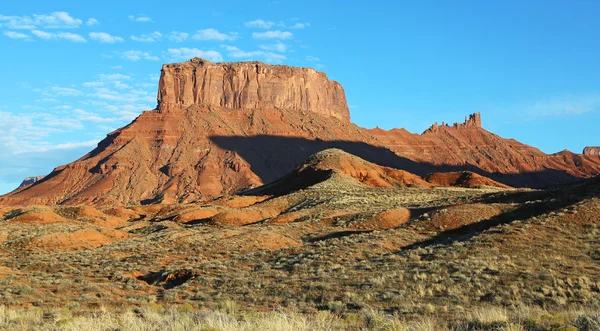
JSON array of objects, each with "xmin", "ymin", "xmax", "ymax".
[
  {"xmin": 1, "ymin": 58, "xmax": 600, "ymax": 206},
  {"xmin": 0, "ymin": 149, "xmax": 598, "ymax": 329}
]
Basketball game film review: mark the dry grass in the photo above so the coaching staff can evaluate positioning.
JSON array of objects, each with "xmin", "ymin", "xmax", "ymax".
[
  {"xmin": 0, "ymin": 181, "xmax": 598, "ymax": 328},
  {"xmin": 0, "ymin": 305, "xmax": 597, "ymax": 330}
]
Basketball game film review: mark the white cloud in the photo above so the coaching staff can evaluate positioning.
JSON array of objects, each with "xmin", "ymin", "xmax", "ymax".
[
  {"xmin": 305, "ymin": 55, "xmax": 320, "ymax": 62},
  {"xmin": 221, "ymin": 45, "xmax": 286, "ymax": 63},
  {"xmin": 31, "ymin": 30, "xmax": 86, "ymax": 42},
  {"xmin": 192, "ymin": 28, "xmax": 238, "ymax": 41},
  {"xmin": 525, "ymin": 94, "xmax": 600, "ymax": 118},
  {"xmin": 83, "ymin": 81, "xmax": 105, "ymax": 87},
  {"xmin": 252, "ymin": 30, "xmax": 293, "ymax": 39},
  {"xmin": 57, "ymin": 32, "xmax": 86, "ymax": 42},
  {"xmin": 168, "ymin": 31, "xmax": 189, "ymax": 42},
  {"xmin": 3, "ymin": 31, "xmax": 30, "ymax": 40},
  {"xmin": 0, "ymin": 110, "xmax": 100, "ymax": 185},
  {"xmin": 244, "ymin": 19, "xmax": 275, "ymax": 29},
  {"xmin": 99, "ymin": 73, "xmax": 131, "ymax": 81},
  {"xmin": 44, "ymin": 117, "xmax": 83, "ymax": 130},
  {"xmin": 166, "ymin": 48, "xmax": 223, "ymax": 62},
  {"xmin": 51, "ymin": 140, "xmax": 99, "ymax": 150},
  {"xmin": 121, "ymin": 50, "xmax": 159, "ymax": 61},
  {"xmin": 128, "ymin": 15, "xmax": 152, "ymax": 23},
  {"xmin": 258, "ymin": 42, "xmax": 288, "ymax": 52},
  {"xmin": 73, "ymin": 109, "xmax": 117, "ymax": 123},
  {"xmin": 89, "ymin": 32, "xmax": 124, "ymax": 43},
  {"xmin": 290, "ymin": 22, "xmax": 310, "ymax": 29},
  {"xmin": 0, "ymin": 12, "xmax": 82, "ymax": 30},
  {"xmin": 89, "ymin": 86, "xmax": 154, "ymax": 104},
  {"xmin": 31, "ymin": 29, "xmax": 53, "ymax": 39},
  {"xmin": 86, "ymin": 18, "xmax": 99, "ymax": 26},
  {"xmin": 131, "ymin": 31, "xmax": 162, "ymax": 42},
  {"xmin": 51, "ymin": 86, "xmax": 82, "ymax": 96}
]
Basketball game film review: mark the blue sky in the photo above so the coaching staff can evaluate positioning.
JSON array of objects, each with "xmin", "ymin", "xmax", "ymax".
[{"xmin": 1, "ymin": 0, "xmax": 599, "ymax": 194}]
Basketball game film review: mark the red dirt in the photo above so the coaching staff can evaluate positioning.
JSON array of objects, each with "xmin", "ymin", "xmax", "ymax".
[
  {"xmin": 358, "ymin": 207, "xmax": 412, "ymax": 230},
  {"xmin": 210, "ymin": 195, "xmax": 271, "ymax": 208},
  {"xmin": 25, "ymin": 228, "xmax": 129, "ymax": 251},
  {"xmin": 420, "ymin": 203, "xmax": 509, "ymax": 232},
  {"xmin": 8, "ymin": 209, "xmax": 65, "ymax": 224},
  {"xmin": 211, "ymin": 207, "xmax": 282, "ymax": 226},
  {"xmin": 172, "ymin": 208, "xmax": 222, "ymax": 223},
  {"xmin": 425, "ymin": 171, "xmax": 511, "ymax": 189}
]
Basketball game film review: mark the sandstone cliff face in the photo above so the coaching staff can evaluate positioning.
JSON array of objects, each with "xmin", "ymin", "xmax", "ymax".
[
  {"xmin": 157, "ymin": 58, "xmax": 350, "ymax": 122},
  {"xmin": 583, "ymin": 147, "xmax": 600, "ymax": 156}
]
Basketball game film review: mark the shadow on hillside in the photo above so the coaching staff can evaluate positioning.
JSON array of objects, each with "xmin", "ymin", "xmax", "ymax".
[
  {"xmin": 209, "ymin": 135, "xmax": 582, "ymax": 189},
  {"xmin": 398, "ymin": 180, "xmax": 599, "ymax": 251}
]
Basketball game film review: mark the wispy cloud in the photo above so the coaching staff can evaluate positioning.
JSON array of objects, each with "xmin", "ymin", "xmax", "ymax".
[
  {"xmin": 99, "ymin": 73, "xmax": 131, "ymax": 81},
  {"xmin": 3, "ymin": 31, "xmax": 31, "ymax": 40},
  {"xmin": 128, "ymin": 15, "xmax": 152, "ymax": 23},
  {"xmin": 166, "ymin": 48, "xmax": 223, "ymax": 62},
  {"xmin": 168, "ymin": 31, "xmax": 189, "ymax": 42},
  {"xmin": 89, "ymin": 86, "xmax": 154, "ymax": 104},
  {"xmin": 258, "ymin": 42, "xmax": 288, "ymax": 52},
  {"xmin": 290, "ymin": 22, "xmax": 310, "ymax": 29},
  {"xmin": 32, "ymin": 30, "xmax": 86, "ymax": 42},
  {"xmin": 192, "ymin": 28, "xmax": 238, "ymax": 41},
  {"xmin": 0, "ymin": 12, "xmax": 82, "ymax": 29},
  {"xmin": 305, "ymin": 55, "xmax": 320, "ymax": 62},
  {"xmin": 120, "ymin": 50, "xmax": 159, "ymax": 61},
  {"xmin": 73, "ymin": 109, "xmax": 118, "ymax": 123},
  {"xmin": 523, "ymin": 94, "xmax": 600, "ymax": 119},
  {"xmin": 0, "ymin": 110, "xmax": 97, "ymax": 173},
  {"xmin": 221, "ymin": 45, "xmax": 286, "ymax": 63},
  {"xmin": 0, "ymin": 112, "xmax": 101, "ymax": 187},
  {"xmin": 252, "ymin": 30, "xmax": 293, "ymax": 40},
  {"xmin": 51, "ymin": 86, "xmax": 82, "ymax": 96},
  {"xmin": 89, "ymin": 32, "xmax": 124, "ymax": 43},
  {"xmin": 130, "ymin": 31, "xmax": 162, "ymax": 42},
  {"xmin": 31, "ymin": 30, "xmax": 53, "ymax": 39},
  {"xmin": 244, "ymin": 19, "xmax": 275, "ymax": 29},
  {"xmin": 86, "ymin": 18, "xmax": 99, "ymax": 26}
]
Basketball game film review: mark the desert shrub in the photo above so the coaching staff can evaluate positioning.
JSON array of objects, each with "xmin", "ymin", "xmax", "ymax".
[{"xmin": 573, "ymin": 313, "xmax": 600, "ymax": 331}]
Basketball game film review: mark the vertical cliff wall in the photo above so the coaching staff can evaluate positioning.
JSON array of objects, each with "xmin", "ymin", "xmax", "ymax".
[
  {"xmin": 583, "ymin": 147, "xmax": 600, "ymax": 156},
  {"xmin": 157, "ymin": 57, "xmax": 351, "ymax": 122}
]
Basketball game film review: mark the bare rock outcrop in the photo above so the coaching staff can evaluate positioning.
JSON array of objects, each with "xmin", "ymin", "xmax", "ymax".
[
  {"xmin": 17, "ymin": 176, "xmax": 44, "ymax": 189},
  {"xmin": 583, "ymin": 146, "xmax": 600, "ymax": 156},
  {"xmin": 423, "ymin": 112, "xmax": 482, "ymax": 134},
  {"xmin": 157, "ymin": 57, "xmax": 350, "ymax": 122}
]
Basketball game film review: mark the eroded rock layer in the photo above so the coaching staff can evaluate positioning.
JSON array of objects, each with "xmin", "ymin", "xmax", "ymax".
[
  {"xmin": 584, "ymin": 146, "xmax": 600, "ymax": 156},
  {"xmin": 157, "ymin": 58, "xmax": 350, "ymax": 122}
]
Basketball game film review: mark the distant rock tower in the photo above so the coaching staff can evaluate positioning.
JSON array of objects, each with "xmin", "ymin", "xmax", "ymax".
[
  {"xmin": 463, "ymin": 112, "xmax": 482, "ymax": 128},
  {"xmin": 423, "ymin": 112, "xmax": 482, "ymax": 134}
]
